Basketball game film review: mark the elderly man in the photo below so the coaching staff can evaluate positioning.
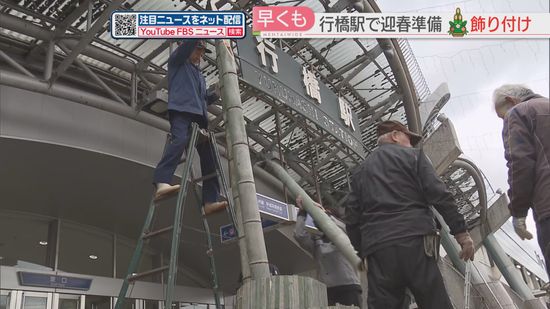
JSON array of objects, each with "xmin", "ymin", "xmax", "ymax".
[
  {"xmin": 153, "ymin": 39, "xmax": 227, "ymax": 215},
  {"xmin": 294, "ymin": 196, "xmax": 362, "ymax": 308},
  {"xmin": 493, "ymin": 84, "xmax": 550, "ymax": 283},
  {"xmin": 346, "ymin": 120, "xmax": 474, "ymax": 309}
]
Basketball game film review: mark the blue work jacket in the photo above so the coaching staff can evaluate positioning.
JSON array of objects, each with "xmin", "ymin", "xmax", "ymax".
[{"xmin": 167, "ymin": 39, "xmax": 218, "ymax": 122}]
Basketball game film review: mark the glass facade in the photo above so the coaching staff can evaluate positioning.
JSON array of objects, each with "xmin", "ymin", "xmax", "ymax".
[
  {"xmin": 0, "ymin": 213, "xmax": 50, "ymax": 268},
  {"xmin": 0, "ymin": 211, "xmax": 159, "ymax": 280},
  {"xmin": 84, "ymin": 295, "xmax": 109, "ymax": 309},
  {"xmin": 1, "ymin": 292, "xmax": 10, "ymax": 309}
]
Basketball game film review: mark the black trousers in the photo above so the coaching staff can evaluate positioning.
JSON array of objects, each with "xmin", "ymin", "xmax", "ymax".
[
  {"xmin": 367, "ymin": 237, "xmax": 453, "ymax": 309},
  {"xmin": 327, "ymin": 284, "xmax": 362, "ymax": 308},
  {"xmin": 536, "ymin": 217, "xmax": 550, "ymax": 280}
]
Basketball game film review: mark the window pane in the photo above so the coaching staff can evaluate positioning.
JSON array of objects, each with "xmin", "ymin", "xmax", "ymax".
[
  {"xmin": 84, "ymin": 295, "xmax": 110, "ymax": 309},
  {"xmin": 59, "ymin": 222, "xmax": 113, "ymax": 277},
  {"xmin": 59, "ymin": 295, "xmax": 80, "ymax": 309},
  {"xmin": 144, "ymin": 300, "xmax": 159, "ymax": 309},
  {"xmin": 0, "ymin": 212, "xmax": 50, "ymax": 269},
  {"xmin": 23, "ymin": 296, "xmax": 47, "ymax": 309},
  {"xmin": 0, "ymin": 293, "xmax": 10, "ymax": 309}
]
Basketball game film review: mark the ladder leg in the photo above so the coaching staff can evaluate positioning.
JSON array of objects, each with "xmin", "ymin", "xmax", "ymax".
[
  {"xmin": 190, "ymin": 169, "xmax": 222, "ymax": 309},
  {"xmin": 201, "ymin": 216, "xmax": 222, "ymax": 309},
  {"xmin": 464, "ymin": 260, "xmax": 472, "ymax": 309},
  {"xmin": 209, "ymin": 132, "xmax": 239, "ymax": 234},
  {"xmin": 165, "ymin": 123, "xmax": 200, "ymax": 309},
  {"xmin": 115, "ymin": 196, "xmax": 157, "ymax": 309},
  {"xmin": 471, "ymin": 261, "xmax": 505, "ymax": 309}
]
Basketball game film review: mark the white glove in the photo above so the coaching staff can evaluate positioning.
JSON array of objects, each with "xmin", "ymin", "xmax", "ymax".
[{"xmin": 512, "ymin": 217, "xmax": 533, "ymax": 240}]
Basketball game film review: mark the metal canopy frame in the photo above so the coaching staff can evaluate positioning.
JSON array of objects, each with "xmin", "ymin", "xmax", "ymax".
[{"xmin": 0, "ymin": 0, "xmax": 432, "ymax": 205}]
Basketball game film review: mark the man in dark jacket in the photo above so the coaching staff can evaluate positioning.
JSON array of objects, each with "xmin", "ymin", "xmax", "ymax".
[
  {"xmin": 493, "ymin": 84, "xmax": 550, "ymax": 284},
  {"xmin": 153, "ymin": 39, "xmax": 227, "ymax": 215},
  {"xmin": 294, "ymin": 196, "xmax": 362, "ymax": 307},
  {"xmin": 346, "ymin": 120, "xmax": 474, "ymax": 309}
]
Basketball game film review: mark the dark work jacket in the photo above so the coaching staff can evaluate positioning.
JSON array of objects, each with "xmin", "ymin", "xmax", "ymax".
[
  {"xmin": 503, "ymin": 94, "xmax": 550, "ymax": 222},
  {"xmin": 294, "ymin": 214, "xmax": 361, "ymax": 288},
  {"xmin": 345, "ymin": 143, "xmax": 467, "ymax": 258},
  {"xmin": 167, "ymin": 40, "xmax": 218, "ymax": 123}
]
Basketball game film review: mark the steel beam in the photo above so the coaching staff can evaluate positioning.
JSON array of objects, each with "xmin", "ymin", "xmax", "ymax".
[
  {"xmin": 0, "ymin": 69, "xmax": 168, "ymax": 131},
  {"xmin": 51, "ymin": 0, "xmax": 125, "ymax": 84},
  {"xmin": 86, "ymin": 0, "xmax": 93, "ymax": 31},
  {"xmin": 315, "ymin": 148, "xmax": 341, "ymax": 169},
  {"xmin": 329, "ymin": 45, "xmax": 382, "ymax": 80},
  {"xmin": 264, "ymin": 121, "xmax": 299, "ymax": 151},
  {"xmin": 351, "ymin": 0, "xmax": 422, "ymax": 133},
  {"xmin": 0, "ymin": 50, "xmax": 36, "ymax": 79},
  {"xmin": 57, "ymin": 41, "xmax": 126, "ymax": 105},
  {"xmin": 359, "ymin": 99, "xmax": 397, "ymax": 130},
  {"xmin": 43, "ymin": 40, "xmax": 54, "ymax": 81},
  {"xmin": 136, "ymin": 40, "xmax": 171, "ymax": 70},
  {"xmin": 0, "ymin": 13, "xmax": 152, "ymax": 83},
  {"xmin": 26, "ymin": 0, "xmax": 92, "ymax": 60}
]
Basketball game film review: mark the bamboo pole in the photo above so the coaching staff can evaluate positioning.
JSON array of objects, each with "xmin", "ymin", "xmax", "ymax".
[
  {"xmin": 215, "ymin": 39, "xmax": 270, "ymax": 279},
  {"xmin": 265, "ymin": 160, "xmax": 362, "ymax": 270}
]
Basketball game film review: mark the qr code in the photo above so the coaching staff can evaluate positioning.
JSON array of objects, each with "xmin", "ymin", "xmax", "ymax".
[{"xmin": 114, "ymin": 14, "xmax": 136, "ymax": 37}]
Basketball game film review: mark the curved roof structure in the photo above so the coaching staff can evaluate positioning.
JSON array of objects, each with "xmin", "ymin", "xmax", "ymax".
[{"xmin": 0, "ymin": 0, "xmax": 433, "ymax": 206}]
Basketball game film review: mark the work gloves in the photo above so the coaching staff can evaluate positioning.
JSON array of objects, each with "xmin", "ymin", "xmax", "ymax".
[
  {"xmin": 512, "ymin": 217, "xmax": 533, "ymax": 240},
  {"xmin": 454, "ymin": 232, "xmax": 475, "ymax": 261}
]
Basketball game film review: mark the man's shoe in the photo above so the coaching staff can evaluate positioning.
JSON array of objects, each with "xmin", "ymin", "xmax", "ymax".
[
  {"xmin": 155, "ymin": 183, "xmax": 180, "ymax": 200},
  {"xmin": 204, "ymin": 201, "xmax": 228, "ymax": 215}
]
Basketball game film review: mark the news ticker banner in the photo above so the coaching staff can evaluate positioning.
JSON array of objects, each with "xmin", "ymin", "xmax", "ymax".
[
  {"xmin": 111, "ymin": 11, "xmax": 246, "ymax": 39},
  {"xmin": 110, "ymin": 8, "xmax": 550, "ymax": 39},
  {"xmin": 252, "ymin": 7, "xmax": 550, "ymax": 38}
]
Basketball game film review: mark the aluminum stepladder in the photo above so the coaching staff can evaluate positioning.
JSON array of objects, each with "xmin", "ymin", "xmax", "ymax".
[
  {"xmin": 115, "ymin": 123, "xmax": 239, "ymax": 309},
  {"xmin": 463, "ymin": 260, "xmax": 506, "ymax": 309}
]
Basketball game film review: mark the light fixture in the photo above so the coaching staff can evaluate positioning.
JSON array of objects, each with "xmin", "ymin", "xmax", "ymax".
[
  {"xmin": 39, "ymin": 241, "xmax": 48, "ymax": 246},
  {"xmin": 88, "ymin": 254, "xmax": 99, "ymax": 260}
]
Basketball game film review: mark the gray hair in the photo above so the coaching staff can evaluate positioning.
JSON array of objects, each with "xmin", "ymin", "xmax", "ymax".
[
  {"xmin": 377, "ymin": 132, "xmax": 394, "ymax": 146},
  {"xmin": 492, "ymin": 84, "xmax": 534, "ymax": 109}
]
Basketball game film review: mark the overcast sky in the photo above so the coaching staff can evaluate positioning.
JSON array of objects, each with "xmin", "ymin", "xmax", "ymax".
[{"xmin": 376, "ymin": 0, "xmax": 550, "ymax": 262}]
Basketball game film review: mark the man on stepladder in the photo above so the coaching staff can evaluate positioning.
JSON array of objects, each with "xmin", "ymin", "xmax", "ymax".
[{"xmin": 153, "ymin": 39, "xmax": 227, "ymax": 215}]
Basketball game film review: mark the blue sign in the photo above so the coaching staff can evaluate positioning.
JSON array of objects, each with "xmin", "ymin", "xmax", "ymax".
[
  {"xmin": 18, "ymin": 272, "xmax": 92, "ymax": 290},
  {"xmin": 220, "ymin": 223, "xmax": 238, "ymax": 243},
  {"xmin": 257, "ymin": 193, "xmax": 290, "ymax": 220},
  {"xmin": 220, "ymin": 219, "xmax": 279, "ymax": 243}
]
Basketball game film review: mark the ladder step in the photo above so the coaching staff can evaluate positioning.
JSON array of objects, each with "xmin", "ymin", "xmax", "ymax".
[
  {"xmin": 128, "ymin": 266, "xmax": 169, "ymax": 282},
  {"xmin": 192, "ymin": 172, "xmax": 218, "ymax": 183},
  {"xmin": 142, "ymin": 226, "xmax": 173, "ymax": 240}
]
